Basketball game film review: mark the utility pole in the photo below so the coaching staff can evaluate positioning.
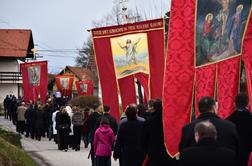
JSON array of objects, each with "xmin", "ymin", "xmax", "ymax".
[{"xmin": 119, "ymin": 0, "xmax": 129, "ymax": 24}]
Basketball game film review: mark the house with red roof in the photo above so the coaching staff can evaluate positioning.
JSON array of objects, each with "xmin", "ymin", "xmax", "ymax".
[
  {"xmin": 51, "ymin": 66, "xmax": 98, "ymax": 97},
  {"xmin": 0, "ymin": 29, "xmax": 34, "ymax": 103}
]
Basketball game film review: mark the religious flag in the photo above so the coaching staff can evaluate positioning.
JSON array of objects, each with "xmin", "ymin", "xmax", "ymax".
[
  {"xmin": 21, "ymin": 61, "xmax": 48, "ymax": 103},
  {"xmin": 163, "ymin": 0, "xmax": 252, "ymax": 157},
  {"xmin": 55, "ymin": 75, "xmax": 74, "ymax": 97},
  {"xmin": 242, "ymin": 11, "xmax": 252, "ymax": 112},
  {"xmin": 92, "ymin": 19, "xmax": 165, "ymax": 120},
  {"xmin": 76, "ymin": 80, "xmax": 93, "ymax": 96}
]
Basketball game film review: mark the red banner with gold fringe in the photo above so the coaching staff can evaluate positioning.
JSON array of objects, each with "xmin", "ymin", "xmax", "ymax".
[
  {"xmin": 55, "ymin": 75, "xmax": 74, "ymax": 97},
  {"xmin": 92, "ymin": 19, "xmax": 165, "ymax": 120},
  {"xmin": 217, "ymin": 56, "xmax": 241, "ymax": 119},
  {"xmin": 242, "ymin": 11, "xmax": 252, "ymax": 112},
  {"xmin": 21, "ymin": 61, "xmax": 48, "ymax": 104},
  {"xmin": 76, "ymin": 80, "xmax": 93, "ymax": 96},
  {"xmin": 195, "ymin": 64, "xmax": 216, "ymax": 116},
  {"xmin": 163, "ymin": 0, "xmax": 252, "ymax": 157}
]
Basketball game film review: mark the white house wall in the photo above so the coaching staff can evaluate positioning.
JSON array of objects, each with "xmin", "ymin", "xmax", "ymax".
[{"xmin": 0, "ymin": 59, "xmax": 23, "ymax": 104}]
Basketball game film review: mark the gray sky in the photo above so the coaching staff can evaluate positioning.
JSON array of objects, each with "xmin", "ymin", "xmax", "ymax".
[{"xmin": 1, "ymin": 0, "xmax": 170, "ymax": 73}]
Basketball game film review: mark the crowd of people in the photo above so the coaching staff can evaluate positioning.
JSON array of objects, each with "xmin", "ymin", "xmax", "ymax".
[{"xmin": 2, "ymin": 93, "xmax": 252, "ymax": 166}]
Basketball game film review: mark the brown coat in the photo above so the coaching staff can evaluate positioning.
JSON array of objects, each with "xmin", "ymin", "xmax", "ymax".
[{"xmin": 17, "ymin": 105, "xmax": 27, "ymax": 121}]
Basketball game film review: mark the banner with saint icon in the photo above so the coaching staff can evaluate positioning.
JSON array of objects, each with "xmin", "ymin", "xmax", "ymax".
[
  {"xmin": 92, "ymin": 19, "xmax": 165, "ymax": 120},
  {"xmin": 55, "ymin": 75, "xmax": 74, "ymax": 97},
  {"xmin": 163, "ymin": 0, "xmax": 252, "ymax": 158},
  {"xmin": 75, "ymin": 80, "xmax": 93, "ymax": 96},
  {"xmin": 21, "ymin": 61, "xmax": 48, "ymax": 103},
  {"xmin": 196, "ymin": 0, "xmax": 252, "ymax": 67}
]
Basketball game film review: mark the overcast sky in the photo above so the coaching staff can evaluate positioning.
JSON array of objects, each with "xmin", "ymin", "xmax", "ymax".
[{"xmin": 1, "ymin": 0, "xmax": 170, "ymax": 73}]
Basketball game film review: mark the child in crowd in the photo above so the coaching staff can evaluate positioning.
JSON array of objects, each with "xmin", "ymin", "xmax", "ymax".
[{"xmin": 94, "ymin": 117, "xmax": 115, "ymax": 166}]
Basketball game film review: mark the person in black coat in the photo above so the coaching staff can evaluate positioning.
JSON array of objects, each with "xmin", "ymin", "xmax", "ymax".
[
  {"xmin": 24, "ymin": 103, "xmax": 34, "ymax": 138},
  {"xmin": 95, "ymin": 106, "xmax": 118, "ymax": 136},
  {"xmin": 179, "ymin": 96, "xmax": 239, "ymax": 162},
  {"xmin": 113, "ymin": 104, "xmax": 146, "ymax": 166},
  {"xmin": 34, "ymin": 105, "xmax": 46, "ymax": 141},
  {"xmin": 143, "ymin": 99, "xmax": 177, "ymax": 166},
  {"xmin": 10, "ymin": 96, "xmax": 18, "ymax": 125},
  {"xmin": 179, "ymin": 121, "xmax": 236, "ymax": 166},
  {"xmin": 88, "ymin": 104, "xmax": 102, "ymax": 166},
  {"xmin": 226, "ymin": 93, "xmax": 252, "ymax": 166},
  {"xmin": 56, "ymin": 108, "xmax": 71, "ymax": 151}
]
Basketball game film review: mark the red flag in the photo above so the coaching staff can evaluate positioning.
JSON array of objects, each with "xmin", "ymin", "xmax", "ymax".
[
  {"xmin": 163, "ymin": 0, "xmax": 252, "ymax": 157},
  {"xmin": 217, "ymin": 56, "xmax": 241, "ymax": 119},
  {"xmin": 92, "ymin": 19, "xmax": 165, "ymax": 120},
  {"xmin": 75, "ymin": 80, "xmax": 93, "ymax": 96},
  {"xmin": 242, "ymin": 12, "xmax": 252, "ymax": 112},
  {"xmin": 163, "ymin": 0, "xmax": 195, "ymax": 157},
  {"xmin": 195, "ymin": 64, "xmax": 216, "ymax": 116},
  {"xmin": 21, "ymin": 61, "xmax": 48, "ymax": 104},
  {"xmin": 55, "ymin": 75, "xmax": 74, "ymax": 97}
]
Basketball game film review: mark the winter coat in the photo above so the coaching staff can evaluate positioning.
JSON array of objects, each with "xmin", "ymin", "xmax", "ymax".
[
  {"xmin": 34, "ymin": 110, "xmax": 46, "ymax": 129},
  {"xmin": 17, "ymin": 105, "xmax": 27, "ymax": 121},
  {"xmin": 88, "ymin": 111, "xmax": 101, "ymax": 141},
  {"xmin": 66, "ymin": 106, "xmax": 73, "ymax": 135},
  {"xmin": 95, "ymin": 113, "xmax": 118, "ymax": 135},
  {"xmin": 72, "ymin": 112, "xmax": 84, "ymax": 126},
  {"xmin": 114, "ymin": 118, "xmax": 146, "ymax": 166},
  {"xmin": 83, "ymin": 111, "xmax": 90, "ymax": 133},
  {"xmin": 179, "ymin": 138, "xmax": 236, "ymax": 166},
  {"xmin": 143, "ymin": 111, "xmax": 177, "ymax": 166},
  {"xmin": 179, "ymin": 112, "xmax": 239, "ymax": 154},
  {"xmin": 52, "ymin": 110, "xmax": 59, "ymax": 135},
  {"xmin": 56, "ymin": 112, "xmax": 71, "ymax": 133},
  {"xmin": 226, "ymin": 108, "xmax": 252, "ymax": 166},
  {"xmin": 94, "ymin": 124, "xmax": 115, "ymax": 157}
]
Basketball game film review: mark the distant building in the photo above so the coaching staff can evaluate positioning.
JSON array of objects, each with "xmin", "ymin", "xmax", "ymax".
[
  {"xmin": 52, "ymin": 66, "xmax": 98, "ymax": 97},
  {"xmin": 0, "ymin": 29, "xmax": 34, "ymax": 103}
]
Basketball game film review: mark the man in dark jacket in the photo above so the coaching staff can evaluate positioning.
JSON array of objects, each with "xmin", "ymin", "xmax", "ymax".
[
  {"xmin": 95, "ymin": 105, "xmax": 118, "ymax": 136},
  {"xmin": 114, "ymin": 104, "xmax": 145, "ymax": 166},
  {"xmin": 24, "ymin": 104, "xmax": 34, "ymax": 137},
  {"xmin": 226, "ymin": 93, "xmax": 252, "ymax": 166},
  {"xmin": 143, "ymin": 99, "xmax": 177, "ymax": 166},
  {"xmin": 88, "ymin": 104, "xmax": 102, "ymax": 166},
  {"xmin": 179, "ymin": 97, "xmax": 239, "ymax": 159},
  {"xmin": 179, "ymin": 121, "xmax": 236, "ymax": 166},
  {"xmin": 10, "ymin": 96, "xmax": 18, "ymax": 125}
]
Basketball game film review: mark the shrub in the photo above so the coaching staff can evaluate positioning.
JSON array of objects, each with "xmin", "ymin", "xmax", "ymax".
[
  {"xmin": 69, "ymin": 96, "xmax": 100, "ymax": 109},
  {"xmin": 0, "ymin": 128, "xmax": 38, "ymax": 166}
]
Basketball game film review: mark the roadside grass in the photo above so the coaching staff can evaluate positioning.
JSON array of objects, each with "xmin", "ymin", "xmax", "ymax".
[{"xmin": 0, "ymin": 127, "xmax": 38, "ymax": 166}]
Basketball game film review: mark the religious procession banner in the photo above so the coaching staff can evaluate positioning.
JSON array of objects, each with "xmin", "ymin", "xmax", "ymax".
[
  {"xmin": 55, "ymin": 75, "xmax": 74, "ymax": 97},
  {"xmin": 163, "ymin": 0, "xmax": 252, "ymax": 157},
  {"xmin": 92, "ymin": 19, "xmax": 165, "ymax": 120},
  {"xmin": 110, "ymin": 33, "xmax": 150, "ymax": 79},
  {"xmin": 21, "ymin": 61, "xmax": 48, "ymax": 103},
  {"xmin": 242, "ymin": 13, "xmax": 252, "ymax": 112},
  {"xmin": 75, "ymin": 80, "xmax": 93, "ymax": 96}
]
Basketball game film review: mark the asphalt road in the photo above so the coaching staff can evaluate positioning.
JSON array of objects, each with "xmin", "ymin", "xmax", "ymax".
[{"xmin": 0, "ymin": 116, "xmax": 119, "ymax": 166}]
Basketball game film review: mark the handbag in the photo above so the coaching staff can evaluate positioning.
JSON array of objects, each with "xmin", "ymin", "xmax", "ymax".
[{"xmin": 58, "ymin": 124, "xmax": 69, "ymax": 130}]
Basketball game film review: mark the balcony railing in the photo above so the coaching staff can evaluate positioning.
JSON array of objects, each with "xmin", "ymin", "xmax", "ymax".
[{"xmin": 0, "ymin": 72, "xmax": 22, "ymax": 83}]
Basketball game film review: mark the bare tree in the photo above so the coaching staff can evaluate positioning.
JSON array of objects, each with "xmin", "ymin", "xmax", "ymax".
[
  {"xmin": 75, "ymin": 36, "xmax": 93, "ymax": 67},
  {"xmin": 76, "ymin": 0, "xmax": 168, "ymax": 67}
]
